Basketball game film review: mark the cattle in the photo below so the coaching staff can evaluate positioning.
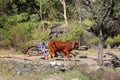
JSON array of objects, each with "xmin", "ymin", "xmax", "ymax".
[{"xmin": 48, "ymin": 40, "xmax": 79, "ymax": 61}]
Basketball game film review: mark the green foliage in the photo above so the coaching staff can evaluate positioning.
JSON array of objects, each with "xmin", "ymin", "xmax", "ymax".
[
  {"xmin": 0, "ymin": 29, "xmax": 5, "ymax": 43},
  {"xmin": 105, "ymin": 37, "xmax": 114, "ymax": 45},
  {"xmin": 0, "ymin": 15, "xmax": 17, "ymax": 30},
  {"xmin": 0, "ymin": 0, "xmax": 119, "ymax": 52},
  {"xmin": 16, "ymin": 14, "xmax": 24, "ymax": 22},
  {"xmin": 6, "ymin": 15, "xmax": 17, "ymax": 26},
  {"xmin": 87, "ymin": 37, "xmax": 99, "ymax": 46},
  {"xmin": 58, "ymin": 23, "xmax": 87, "ymax": 41},
  {"xmin": 5, "ymin": 23, "xmax": 32, "ymax": 46},
  {"xmin": 0, "ymin": 16, "xmax": 7, "ymax": 28},
  {"xmin": 19, "ymin": 0, "xmax": 26, "ymax": 3},
  {"xmin": 114, "ymin": 2, "xmax": 120, "ymax": 13},
  {"xmin": 39, "ymin": 32, "xmax": 49, "ymax": 40},
  {"xmin": 21, "ymin": 12, "xmax": 30, "ymax": 21},
  {"xmin": 113, "ymin": 34, "xmax": 120, "ymax": 44},
  {"xmin": 0, "ymin": 15, "xmax": 17, "ymax": 45},
  {"xmin": 30, "ymin": 14, "xmax": 39, "ymax": 22},
  {"xmin": 105, "ymin": 35, "xmax": 120, "ymax": 46},
  {"xmin": 83, "ymin": 19, "xmax": 96, "ymax": 27}
]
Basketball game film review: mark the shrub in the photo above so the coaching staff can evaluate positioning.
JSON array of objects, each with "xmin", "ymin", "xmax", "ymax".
[
  {"xmin": 105, "ymin": 35, "xmax": 120, "ymax": 47},
  {"xmin": 58, "ymin": 23, "xmax": 87, "ymax": 41},
  {"xmin": 105, "ymin": 37, "xmax": 114, "ymax": 45},
  {"xmin": 30, "ymin": 14, "xmax": 39, "ymax": 22},
  {"xmin": 113, "ymin": 34, "xmax": 120, "ymax": 44},
  {"xmin": 87, "ymin": 37, "xmax": 99, "ymax": 46},
  {"xmin": 83, "ymin": 19, "xmax": 95, "ymax": 27},
  {"xmin": 21, "ymin": 12, "xmax": 30, "ymax": 21}
]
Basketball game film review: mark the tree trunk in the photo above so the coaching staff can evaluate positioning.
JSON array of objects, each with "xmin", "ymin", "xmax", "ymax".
[
  {"xmin": 63, "ymin": 2, "xmax": 68, "ymax": 25},
  {"xmin": 76, "ymin": 0, "xmax": 82, "ymax": 26},
  {"xmin": 60, "ymin": 0, "xmax": 68, "ymax": 25},
  {"xmin": 40, "ymin": 0, "xmax": 44, "ymax": 32},
  {"xmin": 98, "ymin": 28, "xmax": 104, "ymax": 66}
]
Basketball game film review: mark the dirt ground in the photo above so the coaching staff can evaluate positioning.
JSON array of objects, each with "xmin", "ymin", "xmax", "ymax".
[
  {"xmin": 0, "ymin": 48, "xmax": 120, "ymax": 58},
  {"xmin": 0, "ymin": 49, "xmax": 120, "ymax": 80}
]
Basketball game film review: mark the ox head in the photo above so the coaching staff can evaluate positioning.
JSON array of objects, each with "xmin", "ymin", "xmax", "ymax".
[{"xmin": 72, "ymin": 42, "xmax": 79, "ymax": 50}]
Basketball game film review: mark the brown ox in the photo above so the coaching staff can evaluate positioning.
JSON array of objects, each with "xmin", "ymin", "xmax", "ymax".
[{"xmin": 48, "ymin": 40, "xmax": 79, "ymax": 61}]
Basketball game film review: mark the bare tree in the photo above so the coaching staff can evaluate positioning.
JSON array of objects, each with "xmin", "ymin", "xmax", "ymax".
[
  {"xmin": 99, "ymin": 0, "xmax": 115, "ymax": 65},
  {"xmin": 75, "ymin": 0, "xmax": 83, "ymax": 27},
  {"xmin": 79, "ymin": 0, "xmax": 116, "ymax": 66},
  {"xmin": 40, "ymin": 0, "xmax": 44, "ymax": 32},
  {"xmin": 60, "ymin": 0, "xmax": 68, "ymax": 26}
]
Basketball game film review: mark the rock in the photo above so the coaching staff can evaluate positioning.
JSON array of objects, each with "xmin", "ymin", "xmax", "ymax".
[
  {"xmin": 22, "ymin": 67, "xmax": 31, "ymax": 72},
  {"xmin": 79, "ymin": 56, "xmax": 87, "ymax": 58},
  {"xmin": 107, "ymin": 45, "xmax": 111, "ymax": 49},
  {"xmin": 56, "ymin": 62, "xmax": 62, "ymax": 66},
  {"xmin": 50, "ymin": 61, "xmax": 57, "ymax": 67},
  {"xmin": 71, "ymin": 78, "xmax": 79, "ymax": 80},
  {"xmin": 60, "ymin": 67, "xmax": 67, "ymax": 72}
]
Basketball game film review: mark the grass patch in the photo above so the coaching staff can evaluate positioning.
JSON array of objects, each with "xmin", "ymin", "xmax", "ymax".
[{"xmin": 60, "ymin": 70, "xmax": 91, "ymax": 80}]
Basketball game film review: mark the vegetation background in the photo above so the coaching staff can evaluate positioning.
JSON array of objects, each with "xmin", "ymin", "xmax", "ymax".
[
  {"xmin": 0, "ymin": 0, "xmax": 120, "ymax": 80},
  {"xmin": 0, "ymin": 0, "xmax": 120, "ymax": 60}
]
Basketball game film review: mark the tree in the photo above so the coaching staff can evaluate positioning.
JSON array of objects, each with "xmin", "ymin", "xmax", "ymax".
[
  {"xmin": 0, "ymin": 0, "xmax": 11, "ymax": 16},
  {"xmin": 75, "ymin": 0, "xmax": 83, "ymax": 26},
  {"xmin": 79, "ymin": 0, "xmax": 118, "ymax": 65},
  {"xmin": 60, "ymin": 0, "xmax": 68, "ymax": 25}
]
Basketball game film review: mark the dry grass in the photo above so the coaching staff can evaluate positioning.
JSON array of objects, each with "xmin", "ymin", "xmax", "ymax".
[
  {"xmin": 0, "ymin": 49, "xmax": 120, "ymax": 80},
  {"xmin": 77, "ymin": 49, "xmax": 120, "ymax": 59},
  {"xmin": 0, "ymin": 49, "xmax": 21, "ymax": 55},
  {"xmin": 79, "ymin": 65, "xmax": 120, "ymax": 80},
  {"xmin": 0, "ymin": 48, "xmax": 120, "ymax": 56}
]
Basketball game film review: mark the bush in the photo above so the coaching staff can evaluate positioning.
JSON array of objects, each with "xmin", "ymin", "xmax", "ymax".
[
  {"xmin": 113, "ymin": 34, "xmax": 120, "ymax": 44},
  {"xmin": 58, "ymin": 23, "xmax": 87, "ymax": 41},
  {"xmin": 83, "ymin": 19, "xmax": 95, "ymax": 27},
  {"xmin": 21, "ymin": 12, "xmax": 30, "ymax": 21},
  {"xmin": 105, "ymin": 35, "xmax": 120, "ymax": 47},
  {"xmin": 2, "ymin": 21, "xmax": 38, "ymax": 50},
  {"xmin": 87, "ymin": 37, "xmax": 99, "ymax": 46},
  {"xmin": 30, "ymin": 14, "xmax": 39, "ymax": 22},
  {"xmin": 105, "ymin": 37, "xmax": 114, "ymax": 45}
]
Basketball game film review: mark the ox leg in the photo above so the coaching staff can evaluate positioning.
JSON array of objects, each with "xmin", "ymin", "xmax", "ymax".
[
  {"xmin": 45, "ymin": 51, "xmax": 50, "ymax": 60},
  {"xmin": 64, "ymin": 51, "xmax": 70, "ymax": 61},
  {"xmin": 50, "ymin": 50, "xmax": 55, "ymax": 61},
  {"xmin": 66, "ymin": 53, "xmax": 70, "ymax": 61},
  {"xmin": 64, "ymin": 53, "xmax": 67, "ymax": 61},
  {"xmin": 65, "ymin": 51, "xmax": 70, "ymax": 60}
]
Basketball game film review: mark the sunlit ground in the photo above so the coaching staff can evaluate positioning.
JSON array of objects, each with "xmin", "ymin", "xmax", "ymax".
[
  {"xmin": 76, "ymin": 48, "xmax": 120, "ymax": 58},
  {"xmin": 0, "ymin": 49, "xmax": 21, "ymax": 55},
  {"xmin": 0, "ymin": 48, "xmax": 120, "ymax": 80},
  {"xmin": 0, "ymin": 48, "xmax": 120, "ymax": 56}
]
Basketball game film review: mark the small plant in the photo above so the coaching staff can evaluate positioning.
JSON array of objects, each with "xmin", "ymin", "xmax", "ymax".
[
  {"xmin": 113, "ymin": 34, "xmax": 120, "ymax": 44},
  {"xmin": 105, "ymin": 37, "xmax": 114, "ymax": 46},
  {"xmin": 87, "ymin": 37, "xmax": 99, "ymax": 46}
]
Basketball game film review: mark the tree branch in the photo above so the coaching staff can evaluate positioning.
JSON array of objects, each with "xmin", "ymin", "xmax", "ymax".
[
  {"xmin": 102, "ymin": 0, "xmax": 115, "ymax": 21},
  {"xmin": 60, "ymin": 0, "xmax": 65, "ymax": 5}
]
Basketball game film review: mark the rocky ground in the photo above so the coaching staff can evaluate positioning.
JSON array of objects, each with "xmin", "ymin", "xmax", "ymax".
[
  {"xmin": 0, "ymin": 54, "xmax": 99, "ymax": 80},
  {"xmin": 0, "ymin": 49, "xmax": 120, "ymax": 80}
]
